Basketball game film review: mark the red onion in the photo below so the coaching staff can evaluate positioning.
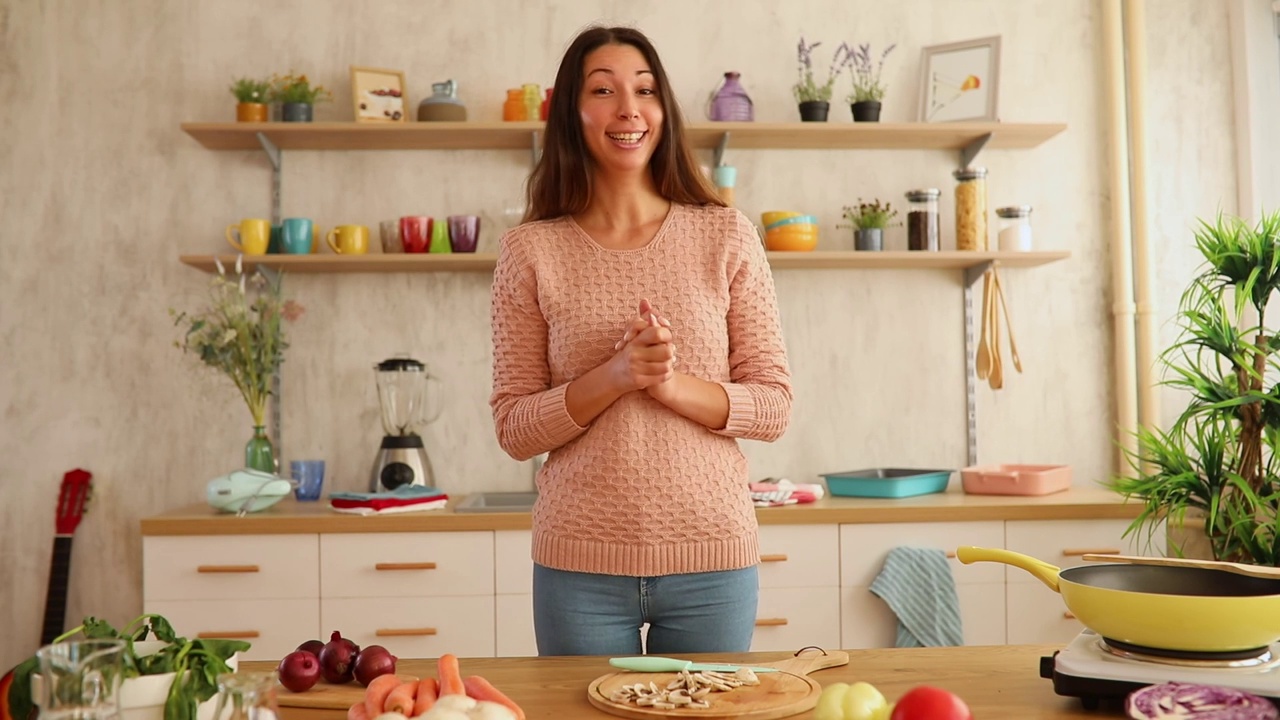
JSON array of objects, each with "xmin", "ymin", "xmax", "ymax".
[
  {"xmin": 353, "ymin": 645, "xmax": 398, "ymax": 687},
  {"xmin": 1127, "ymin": 682, "xmax": 1278, "ymax": 719},
  {"xmin": 318, "ymin": 630, "xmax": 360, "ymax": 684}
]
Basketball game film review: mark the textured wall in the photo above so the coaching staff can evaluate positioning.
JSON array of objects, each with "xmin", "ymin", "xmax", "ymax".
[{"xmin": 0, "ymin": 0, "xmax": 1242, "ymax": 668}]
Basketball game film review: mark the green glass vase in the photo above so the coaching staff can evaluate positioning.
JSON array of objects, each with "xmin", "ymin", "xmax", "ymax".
[{"xmin": 245, "ymin": 425, "xmax": 276, "ymax": 473}]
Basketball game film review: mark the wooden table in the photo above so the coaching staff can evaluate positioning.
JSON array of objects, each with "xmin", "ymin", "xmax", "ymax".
[{"xmin": 243, "ymin": 645, "xmax": 1126, "ymax": 719}]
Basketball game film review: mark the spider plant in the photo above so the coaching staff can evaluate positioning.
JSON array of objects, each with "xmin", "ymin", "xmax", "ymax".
[{"xmin": 1109, "ymin": 209, "xmax": 1280, "ymax": 565}]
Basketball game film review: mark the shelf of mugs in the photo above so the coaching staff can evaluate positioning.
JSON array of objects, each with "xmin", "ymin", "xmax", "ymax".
[
  {"xmin": 179, "ymin": 120, "xmax": 1066, "ymax": 157},
  {"xmin": 178, "ymin": 250, "xmax": 1070, "ymax": 274}
]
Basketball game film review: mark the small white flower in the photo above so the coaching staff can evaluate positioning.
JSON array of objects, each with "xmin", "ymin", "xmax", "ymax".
[
  {"xmin": 235, "ymin": 254, "xmax": 243, "ymax": 275},
  {"xmin": 215, "ymin": 257, "xmax": 226, "ymax": 276}
]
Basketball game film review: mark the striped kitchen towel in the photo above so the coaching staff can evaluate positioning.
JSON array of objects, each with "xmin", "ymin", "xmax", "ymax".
[{"xmin": 869, "ymin": 546, "xmax": 964, "ymax": 648}]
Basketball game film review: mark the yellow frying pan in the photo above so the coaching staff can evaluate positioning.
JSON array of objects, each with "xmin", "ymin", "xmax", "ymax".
[{"xmin": 956, "ymin": 546, "xmax": 1280, "ymax": 652}]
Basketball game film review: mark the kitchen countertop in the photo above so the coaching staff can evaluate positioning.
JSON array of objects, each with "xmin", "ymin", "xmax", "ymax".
[
  {"xmin": 141, "ymin": 485, "xmax": 1140, "ymax": 535},
  {"xmin": 243, "ymin": 645, "xmax": 1122, "ymax": 719}
]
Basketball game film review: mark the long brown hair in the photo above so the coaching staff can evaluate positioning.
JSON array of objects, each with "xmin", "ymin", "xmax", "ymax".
[{"xmin": 523, "ymin": 25, "xmax": 724, "ymax": 223}]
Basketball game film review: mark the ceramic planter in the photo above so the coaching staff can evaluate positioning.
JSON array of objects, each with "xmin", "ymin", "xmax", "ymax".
[
  {"xmin": 851, "ymin": 100, "xmax": 882, "ymax": 123},
  {"xmin": 235, "ymin": 103, "xmax": 268, "ymax": 122},
  {"xmin": 281, "ymin": 103, "xmax": 313, "ymax": 122},
  {"xmin": 797, "ymin": 101, "xmax": 829, "ymax": 122}
]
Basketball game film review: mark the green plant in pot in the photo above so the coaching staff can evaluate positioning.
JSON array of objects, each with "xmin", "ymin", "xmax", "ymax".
[
  {"xmin": 846, "ymin": 42, "xmax": 895, "ymax": 123},
  {"xmin": 792, "ymin": 37, "xmax": 852, "ymax": 122},
  {"xmin": 270, "ymin": 71, "xmax": 333, "ymax": 122},
  {"xmin": 229, "ymin": 76, "xmax": 271, "ymax": 123},
  {"xmin": 839, "ymin": 199, "xmax": 899, "ymax": 251},
  {"xmin": 170, "ymin": 256, "xmax": 304, "ymax": 473},
  {"xmin": 1109, "ymin": 209, "xmax": 1280, "ymax": 564}
]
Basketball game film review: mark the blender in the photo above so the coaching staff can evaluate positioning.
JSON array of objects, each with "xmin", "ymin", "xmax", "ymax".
[{"xmin": 369, "ymin": 355, "xmax": 437, "ymax": 492}]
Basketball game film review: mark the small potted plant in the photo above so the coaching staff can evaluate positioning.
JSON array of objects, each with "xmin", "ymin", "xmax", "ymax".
[
  {"xmin": 793, "ymin": 37, "xmax": 852, "ymax": 122},
  {"xmin": 229, "ymin": 76, "xmax": 272, "ymax": 122},
  {"xmin": 847, "ymin": 43, "xmax": 896, "ymax": 122},
  {"xmin": 270, "ymin": 71, "xmax": 333, "ymax": 122},
  {"xmin": 840, "ymin": 199, "xmax": 900, "ymax": 251}
]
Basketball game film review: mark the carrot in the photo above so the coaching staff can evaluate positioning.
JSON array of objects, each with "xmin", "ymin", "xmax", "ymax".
[
  {"xmin": 347, "ymin": 703, "xmax": 370, "ymax": 720},
  {"xmin": 412, "ymin": 677, "xmax": 439, "ymax": 716},
  {"xmin": 383, "ymin": 680, "xmax": 418, "ymax": 716},
  {"xmin": 437, "ymin": 653, "xmax": 466, "ymax": 697},
  {"xmin": 463, "ymin": 675, "xmax": 525, "ymax": 720},
  {"xmin": 363, "ymin": 674, "xmax": 403, "ymax": 719}
]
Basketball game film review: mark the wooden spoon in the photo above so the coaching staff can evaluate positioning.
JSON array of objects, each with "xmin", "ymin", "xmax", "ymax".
[
  {"xmin": 988, "ymin": 272, "xmax": 1004, "ymax": 389},
  {"xmin": 976, "ymin": 270, "xmax": 993, "ymax": 380},
  {"xmin": 1080, "ymin": 553, "xmax": 1280, "ymax": 580},
  {"xmin": 992, "ymin": 269, "xmax": 1023, "ymax": 373}
]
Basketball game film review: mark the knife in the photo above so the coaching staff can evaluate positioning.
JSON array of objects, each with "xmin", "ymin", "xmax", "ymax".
[{"xmin": 609, "ymin": 656, "xmax": 779, "ymax": 673}]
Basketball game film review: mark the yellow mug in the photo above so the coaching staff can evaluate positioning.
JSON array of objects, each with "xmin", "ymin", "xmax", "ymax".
[
  {"xmin": 226, "ymin": 218, "xmax": 271, "ymax": 255},
  {"xmin": 311, "ymin": 225, "xmax": 321, "ymax": 254},
  {"xmin": 327, "ymin": 225, "xmax": 370, "ymax": 255}
]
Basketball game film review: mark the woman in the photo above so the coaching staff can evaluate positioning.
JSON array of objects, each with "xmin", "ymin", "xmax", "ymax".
[{"xmin": 489, "ymin": 24, "xmax": 792, "ymax": 656}]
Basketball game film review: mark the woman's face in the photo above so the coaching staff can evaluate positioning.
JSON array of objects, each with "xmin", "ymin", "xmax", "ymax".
[{"xmin": 577, "ymin": 43, "xmax": 664, "ymax": 177}]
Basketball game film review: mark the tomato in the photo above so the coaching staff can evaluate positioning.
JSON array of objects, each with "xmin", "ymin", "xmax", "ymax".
[{"xmin": 889, "ymin": 686, "xmax": 972, "ymax": 720}]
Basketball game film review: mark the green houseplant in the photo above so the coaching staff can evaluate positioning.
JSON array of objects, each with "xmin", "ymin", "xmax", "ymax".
[
  {"xmin": 840, "ymin": 199, "xmax": 899, "ymax": 251},
  {"xmin": 1109, "ymin": 209, "xmax": 1280, "ymax": 564},
  {"xmin": 229, "ymin": 76, "xmax": 271, "ymax": 122},
  {"xmin": 845, "ymin": 42, "xmax": 896, "ymax": 122},
  {"xmin": 792, "ymin": 37, "xmax": 852, "ymax": 122},
  {"xmin": 171, "ymin": 256, "xmax": 303, "ymax": 472},
  {"xmin": 270, "ymin": 71, "xmax": 333, "ymax": 122}
]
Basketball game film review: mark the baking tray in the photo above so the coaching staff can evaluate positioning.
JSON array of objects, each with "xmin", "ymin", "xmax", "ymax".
[
  {"xmin": 960, "ymin": 464, "xmax": 1071, "ymax": 496},
  {"xmin": 820, "ymin": 468, "xmax": 953, "ymax": 499}
]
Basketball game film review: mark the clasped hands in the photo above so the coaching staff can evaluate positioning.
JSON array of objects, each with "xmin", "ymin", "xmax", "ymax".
[{"xmin": 610, "ymin": 298, "xmax": 678, "ymax": 401}]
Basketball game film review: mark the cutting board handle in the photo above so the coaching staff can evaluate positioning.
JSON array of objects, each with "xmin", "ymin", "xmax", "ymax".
[{"xmin": 763, "ymin": 648, "xmax": 849, "ymax": 676}]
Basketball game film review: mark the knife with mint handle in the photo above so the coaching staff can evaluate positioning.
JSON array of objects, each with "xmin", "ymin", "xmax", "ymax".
[{"xmin": 609, "ymin": 656, "xmax": 779, "ymax": 673}]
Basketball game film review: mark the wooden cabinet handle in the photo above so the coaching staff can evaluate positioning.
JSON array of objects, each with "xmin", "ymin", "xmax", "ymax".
[
  {"xmin": 944, "ymin": 551, "xmax": 956, "ymax": 559},
  {"xmin": 376, "ymin": 628, "xmax": 439, "ymax": 637},
  {"xmin": 197, "ymin": 631, "xmax": 260, "ymax": 639},
  {"xmin": 754, "ymin": 618, "xmax": 789, "ymax": 627},
  {"xmin": 375, "ymin": 562, "xmax": 438, "ymax": 571},
  {"xmin": 196, "ymin": 565, "xmax": 260, "ymax": 573},
  {"xmin": 1063, "ymin": 612, "xmax": 1077, "ymax": 620},
  {"xmin": 1061, "ymin": 548, "xmax": 1120, "ymax": 557},
  {"xmin": 758, "ymin": 554, "xmax": 788, "ymax": 563}
]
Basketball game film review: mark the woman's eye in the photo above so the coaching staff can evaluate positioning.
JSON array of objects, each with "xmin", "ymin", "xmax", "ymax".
[
  {"xmin": 638, "ymin": 88, "xmax": 655, "ymax": 96},
  {"xmin": 592, "ymin": 87, "xmax": 613, "ymax": 95}
]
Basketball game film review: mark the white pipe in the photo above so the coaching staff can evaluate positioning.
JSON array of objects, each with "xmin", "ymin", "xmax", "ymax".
[
  {"xmin": 1228, "ymin": 0, "xmax": 1257, "ymax": 219},
  {"xmin": 1105, "ymin": 0, "xmax": 1139, "ymax": 475},
  {"xmin": 1125, "ymin": 0, "xmax": 1160, "ymax": 472}
]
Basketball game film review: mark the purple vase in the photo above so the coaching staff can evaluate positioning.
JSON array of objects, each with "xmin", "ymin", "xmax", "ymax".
[{"xmin": 710, "ymin": 72, "xmax": 753, "ymax": 122}]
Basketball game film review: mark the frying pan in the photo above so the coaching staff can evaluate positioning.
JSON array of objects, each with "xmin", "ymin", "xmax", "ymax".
[{"xmin": 956, "ymin": 546, "xmax": 1280, "ymax": 653}]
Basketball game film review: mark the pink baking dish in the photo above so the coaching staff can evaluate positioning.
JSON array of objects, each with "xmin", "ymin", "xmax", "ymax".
[{"xmin": 959, "ymin": 464, "xmax": 1072, "ymax": 496}]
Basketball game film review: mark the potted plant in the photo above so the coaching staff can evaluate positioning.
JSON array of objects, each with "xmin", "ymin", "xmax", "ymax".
[
  {"xmin": 229, "ymin": 76, "xmax": 272, "ymax": 123},
  {"xmin": 7, "ymin": 614, "xmax": 249, "ymax": 720},
  {"xmin": 840, "ymin": 199, "xmax": 900, "ymax": 251},
  {"xmin": 1109, "ymin": 210, "xmax": 1280, "ymax": 564},
  {"xmin": 792, "ymin": 37, "xmax": 852, "ymax": 122},
  {"xmin": 270, "ymin": 71, "xmax": 333, "ymax": 122},
  {"xmin": 846, "ymin": 42, "xmax": 896, "ymax": 122},
  {"xmin": 170, "ymin": 256, "xmax": 304, "ymax": 473}
]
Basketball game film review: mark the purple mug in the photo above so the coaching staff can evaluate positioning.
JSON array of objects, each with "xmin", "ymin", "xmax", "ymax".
[{"xmin": 448, "ymin": 215, "xmax": 480, "ymax": 253}]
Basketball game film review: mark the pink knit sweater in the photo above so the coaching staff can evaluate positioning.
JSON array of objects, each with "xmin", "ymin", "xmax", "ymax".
[{"xmin": 489, "ymin": 202, "xmax": 792, "ymax": 577}]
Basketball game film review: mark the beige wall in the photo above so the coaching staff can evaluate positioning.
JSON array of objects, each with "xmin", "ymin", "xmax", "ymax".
[{"xmin": 0, "ymin": 0, "xmax": 1246, "ymax": 668}]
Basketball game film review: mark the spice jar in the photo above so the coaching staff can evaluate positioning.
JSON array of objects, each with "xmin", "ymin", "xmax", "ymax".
[
  {"xmin": 996, "ymin": 205, "xmax": 1034, "ymax": 251},
  {"xmin": 905, "ymin": 188, "xmax": 941, "ymax": 251},
  {"xmin": 503, "ymin": 89, "xmax": 526, "ymax": 121},
  {"xmin": 953, "ymin": 167, "xmax": 988, "ymax": 251}
]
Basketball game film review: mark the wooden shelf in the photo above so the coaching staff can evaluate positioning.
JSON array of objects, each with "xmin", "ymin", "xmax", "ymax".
[
  {"xmin": 179, "ymin": 250, "xmax": 1069, "ymax": 274},
  {"xmin": 180, "ymin": 121, "xmax": 1066, "ymax": 153}
]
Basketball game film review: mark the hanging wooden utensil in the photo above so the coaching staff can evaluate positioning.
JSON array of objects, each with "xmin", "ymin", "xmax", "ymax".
[
  {"xmin": 976, "ymin": 269, "xmax": 993, "ymax": 380},
  {"xmin": 988, "ymin": 269, "xmax": 1004, "ymax": 389},
  {"xmin": 992, "ymin": 269, "xmax": 1023, "ymax": 373}
]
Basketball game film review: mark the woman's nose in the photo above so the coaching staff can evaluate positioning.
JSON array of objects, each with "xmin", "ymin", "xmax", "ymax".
[{"xmin": 616, "ymin": 95, "xmax": 639, "ymax": 119}]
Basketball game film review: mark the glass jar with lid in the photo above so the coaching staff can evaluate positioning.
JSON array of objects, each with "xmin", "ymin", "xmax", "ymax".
[
  {"xmin": 905, "ymin": 188, "xmax": 941, "ymax": 251},
  {"xmin": 996, "ymin": 205, "xmax": 1034, "ymax": 251},
  {"xmin": 953, "ymin": 167, "xmax": 988, "ymax": 251}
]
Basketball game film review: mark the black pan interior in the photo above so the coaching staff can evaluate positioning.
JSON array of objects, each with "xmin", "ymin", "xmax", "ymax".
[{"xmin": 1061, "ymin": 564, "xmax": 1280, "ymax": 597}]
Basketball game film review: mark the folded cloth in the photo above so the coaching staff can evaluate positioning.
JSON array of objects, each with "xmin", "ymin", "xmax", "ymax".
[
  {"xmin": 749, "ymin": 478, "xmax": 826, "ymax": 507},
  {"xmin": 329, "ymin": 498, "xmax": 449, "ymax": 515},
  {"xmin": 869, "ymin": 546, "xmax": 964, "ymax": 648},
  {"xmin": 329, "ymin": 485, "xmax": 444, "ymax": 501},
  {"xmin": 329, "ymin": 494, "xmax": 447, "ymax": 511}
]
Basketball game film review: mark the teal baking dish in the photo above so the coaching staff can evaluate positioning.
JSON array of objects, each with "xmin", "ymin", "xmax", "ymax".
[{"xmin": 820, "ymin": 468, "xmax": 954, "ymax": 498}]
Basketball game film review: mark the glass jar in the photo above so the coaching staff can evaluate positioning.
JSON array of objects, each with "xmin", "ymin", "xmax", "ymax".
[
  {"xmin": 522, "ymin": 84, "xmax": 540, "ymax": 124},
  {"xmin": 996, "ymin": 205, "xmax": 1034, "ymax": 251},
  {"xmin": 905, "ymin": 188, "xmax": 941, "ymax": 251},
  {"xmin": 502, "ymin": 89, "xmax": 525, "ymax": 122},
  {"xmin": 953, "ymin": 167, "xmax": 988, "ymax": 251},
  {"xmin": 211, "ymin": 671, "xmax": 281, "ymax": 720}
]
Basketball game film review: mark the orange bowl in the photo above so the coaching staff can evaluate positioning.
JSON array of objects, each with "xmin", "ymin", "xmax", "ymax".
[
  {"xmin": 761, "ymin": 211, "xmax": 802, "ymax": 227},
  {"xmin": 764, "ymin": 228, "xmax": 818, "ymax": 252}
]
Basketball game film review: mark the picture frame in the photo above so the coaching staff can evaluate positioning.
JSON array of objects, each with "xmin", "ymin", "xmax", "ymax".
[
  {"xmin": 350, "ymin": 66, "xmax": 408, "ymax": 123},
  {"xmin": 918, "ymin": 36, "xmax": 1001, "ymax": 123}
]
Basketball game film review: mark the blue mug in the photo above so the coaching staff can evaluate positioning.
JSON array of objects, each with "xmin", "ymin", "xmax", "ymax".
[
  {"xmin": 289, "ymin": 460, "xmax": 326, "ymax": 501},
  {"xmin": 281, "ymin": 218, "xmax": 313, "ymax": 254}
]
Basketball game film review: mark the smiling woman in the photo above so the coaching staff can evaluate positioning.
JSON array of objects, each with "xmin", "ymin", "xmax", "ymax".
[{"xmin": 489, "ymin": 25, "xmax": 794, "ymax": 659}]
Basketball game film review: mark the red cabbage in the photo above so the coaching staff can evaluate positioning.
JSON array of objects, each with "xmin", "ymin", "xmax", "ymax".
[{"xmin": 1127, "ymin": 682, "xmax": 1278, "ymax": 719}]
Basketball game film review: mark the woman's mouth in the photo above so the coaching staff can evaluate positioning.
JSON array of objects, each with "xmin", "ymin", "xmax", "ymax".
[{"xmin": 605, "ymin": 131, "xmax": 647, "ymax": 148}]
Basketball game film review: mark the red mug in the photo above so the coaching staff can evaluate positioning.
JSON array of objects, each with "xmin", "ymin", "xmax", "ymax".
[{"xmin": 399, "ymin": 216, "xmax": 431, "ymax": 253}]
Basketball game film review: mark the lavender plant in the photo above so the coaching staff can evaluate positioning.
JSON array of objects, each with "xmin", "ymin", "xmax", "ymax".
[
  {"xmin": 846, "ymin": 43, "xmax": 897, "ymax": 103},
  {"xmin": 793, "ymin": 37, "xmax": 854, "ymax": 103}
]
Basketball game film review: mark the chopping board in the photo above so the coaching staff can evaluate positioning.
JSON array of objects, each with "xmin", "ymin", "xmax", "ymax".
[
  {"xmin": 586, "ymin": 649, "xmax": 849, "ymax": 720},
  {"xmin": 275, "ymin": 674, "xmax": 421, "ymax": 712}
]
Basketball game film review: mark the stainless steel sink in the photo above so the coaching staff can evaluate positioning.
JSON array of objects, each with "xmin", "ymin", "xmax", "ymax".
[{"xmin": 454, "ymin": 491, "xmax": 538, "ymax": 513}]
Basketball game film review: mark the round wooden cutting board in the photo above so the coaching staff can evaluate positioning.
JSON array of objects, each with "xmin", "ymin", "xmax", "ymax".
[{"xmin": 586, "ymin": 650, "xmax": 849, "ymax": 720}]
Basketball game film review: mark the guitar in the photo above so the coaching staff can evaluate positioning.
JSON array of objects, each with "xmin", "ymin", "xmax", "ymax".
[{"xmin": 0, "ymin": 468, "xmax": 94, "ymax": 720}]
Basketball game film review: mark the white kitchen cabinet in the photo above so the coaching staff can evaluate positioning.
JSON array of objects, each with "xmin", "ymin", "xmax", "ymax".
[
  {"xmin": 143, "ymin": 535, "xmax": 319, "ymax": 601},
  {"xmin": 1005, "ymin": 582, "xmax": 1085, "ymax": 645},
  {"xmin": 840, "ymin": 521, "xmax": 1006, "ymax": 587},
  {"xmin": 752, "ymin": 587, "xmax": 840, "ymax": 652},
  {"xmin": 495, "ymin": 594, "xmax": 537, "ymax": 657},
  {"xmin": 320, "ymin": 532, "xmax": 494, "ymax": 597},
  {"xmin": 142, "ymin": 598, "xmax": 318, "ymax": 661},
  {"xmin": 322, "ymin": 595, "xmax": 495, "ymax": 659},
  {"xmin": 757, "ymin": 525, "xmax": 839, "ymax": 588},
  {"xmin": 494, "ymin": 530, "xmax": 533, "ymax": 595},
  {"xmin": 840, "ymin": 582, "xmax": 1006, "ymax": 649}
]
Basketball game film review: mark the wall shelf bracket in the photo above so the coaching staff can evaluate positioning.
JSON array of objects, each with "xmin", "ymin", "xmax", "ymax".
[
  {"xmin": 714, "ymin": 132, "xmax": 731, "ymax": 168},
  {"xmin": 531, "ymin": 130, "xmax": 542, "ymax": 167},
  {"xmin": 255, "ymin": 132, "xmax": 283, "ymax": 226},
  {"xmin": 960, "ymin": 132, "xmax": 993, "ymax": 168},
  {"xmin": 962, "ymin": 260, "xmax": 995, "ymax": 467}
]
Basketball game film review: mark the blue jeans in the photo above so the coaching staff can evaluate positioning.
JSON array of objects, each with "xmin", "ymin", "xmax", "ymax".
[{"xmin": 532, "ymin": 563, "xmax": 759, "ymax": 656}]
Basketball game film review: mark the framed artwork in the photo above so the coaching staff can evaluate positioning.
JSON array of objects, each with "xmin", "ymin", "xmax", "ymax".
[
  {"xmin": 350, "ymin": 66, "xmax": 407, "ymax": 122},
  {"xmin": 918, "ymin": 36, "xmax": 1001, "ymax": 122}
]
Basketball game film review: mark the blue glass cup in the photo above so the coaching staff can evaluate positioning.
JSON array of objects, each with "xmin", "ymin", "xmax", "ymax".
[{"xmin": 290, "ymin": 460, "xmax": 326, "ymax": 501}]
